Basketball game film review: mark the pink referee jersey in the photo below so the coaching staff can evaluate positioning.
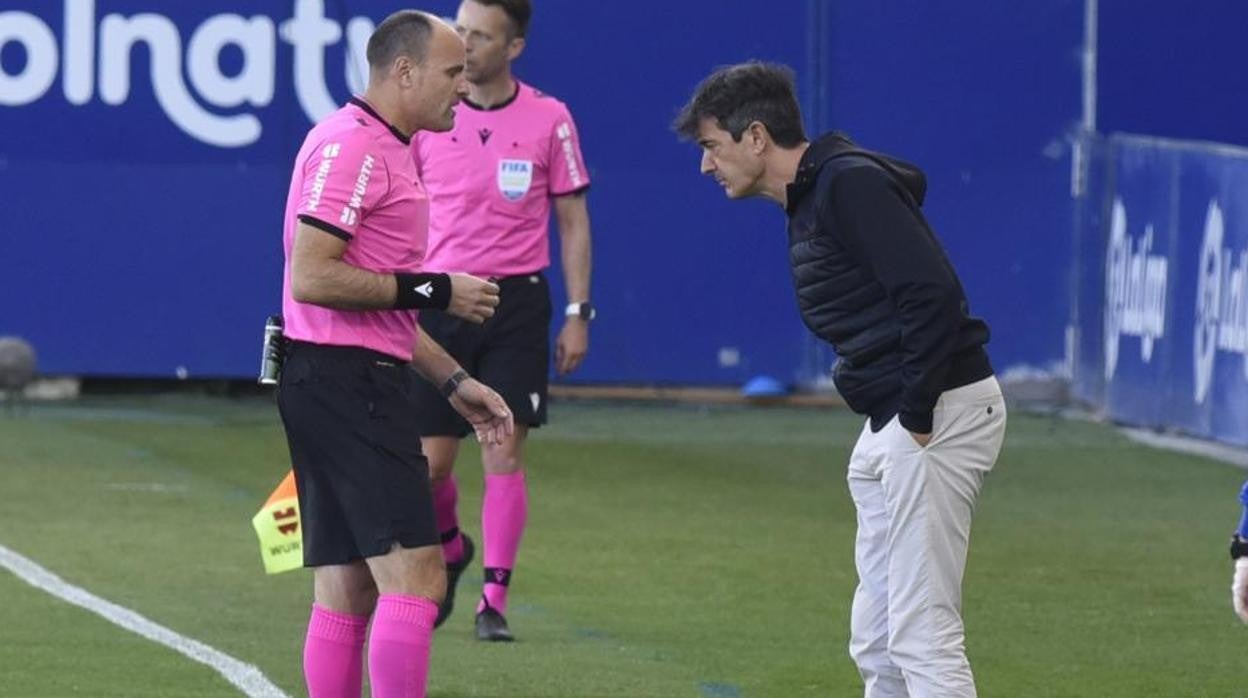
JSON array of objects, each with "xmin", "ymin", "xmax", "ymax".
[
  {"xmin": 281, "ymin": 98, "xmax": 430, "ymax": 361},
  {"xmin": 415, "ymin": 80, "xmax": 590, "ymax": 278}
]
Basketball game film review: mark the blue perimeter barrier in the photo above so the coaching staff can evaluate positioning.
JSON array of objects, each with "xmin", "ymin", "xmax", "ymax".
[
  {"xmin": 1072, "ymin": 133, "xmax": 1248, "ymax": 446},
  {"xmin": 0, "ymin": 1, "xmax": 1085, "ymax": 385}
]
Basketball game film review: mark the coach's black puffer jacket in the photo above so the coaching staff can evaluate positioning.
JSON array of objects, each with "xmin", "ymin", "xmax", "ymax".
[{"xmin": 784, "ymin": 133, "xmax": 992, "ymax": 433}]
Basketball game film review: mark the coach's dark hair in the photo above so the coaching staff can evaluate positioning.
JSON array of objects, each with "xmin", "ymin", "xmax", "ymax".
[
  {"xmin": 673, "ymin": 62, "xmax": 806, "ymax": 148},
  {"xmin": 469, "ymin": 0, "xmax": 532, "ymax": 38},
  {"xmin": 367, "ymin": 10, "xmax": 435, "ymax": 69}
]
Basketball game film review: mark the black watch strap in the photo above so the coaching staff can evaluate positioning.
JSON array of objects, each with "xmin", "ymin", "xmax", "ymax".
[{"xmin": 440, "ymin": 369, "xmax": 469, "ymax": 399}]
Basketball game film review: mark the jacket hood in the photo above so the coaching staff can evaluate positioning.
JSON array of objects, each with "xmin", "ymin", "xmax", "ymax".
[{"xmin": 786, "ymin": 132, "xmax": 927, "ymax": 213}]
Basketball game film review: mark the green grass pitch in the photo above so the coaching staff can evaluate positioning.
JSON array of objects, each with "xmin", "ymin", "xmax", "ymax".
[{"xmin": 0, "ymin": 397, "xmax": 1244, "ymax": 696}]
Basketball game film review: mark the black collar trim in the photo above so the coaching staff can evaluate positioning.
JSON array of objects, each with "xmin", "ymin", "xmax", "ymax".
[
  {"xmin": 461, "ymin": 82, "xmax": 521, "ymax": 112},
  {"xmin": 349, "ymin": 97, "xmax": 411, "ymax": 145}
]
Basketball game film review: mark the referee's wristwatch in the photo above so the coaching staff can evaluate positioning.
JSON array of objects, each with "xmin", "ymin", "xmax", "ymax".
[
  {"xmin": 565, "ymin": 301, "xmax": 596, "ymax": 322},
  {"xmin": 440, "ymin": 369, "xmax": 469, "ymax": 399},
  {"xmin": 1230, "ymin": 534, "xmax": 1248, "ymax": 560}
]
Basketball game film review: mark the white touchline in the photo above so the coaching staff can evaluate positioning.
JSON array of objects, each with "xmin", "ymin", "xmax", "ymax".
[{"xmin": 0, "ymin": 543, "xmax": 289, "ymax": 698}]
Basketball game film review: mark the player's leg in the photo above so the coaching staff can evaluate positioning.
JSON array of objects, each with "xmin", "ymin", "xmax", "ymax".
[
  {"xmin": 412, "ymin": 310, "xmax": 481, "ymax": 627},
  {"xmin": 304, "ymin": 562, "xmax": 375, "ymax": 698},
  {"xmin": 475, "ymin": 425, "xmax": 530, "ymax": 640},
  {"xmin": 879, "ymin": 419, "xmax": 976, "ymax": 697},
  {"xmin": 471, "ymin": 274, "xmax": 550, "ymax": 641},
  {"xmin": 423, "ymin": 434, "xmax": 478, "ymax": 628},
  {"xmin": 846, "ymin": 420, "xmax": 909, "ymax": 697},
  {"xmin": 425, "ymin": 437, "xmax": 469, "ymax": 565},
  {"xmin": 282, "ymin": 343, "xmax": 448, "ymax": 696},
  {"xmin": 278, "ymin": 343, "xmax": 378, "ymax": 698},
  {"xmin": 301, "ymin": 351, "xmax": 445, "ymax": 698},
  {"xmin": 879, "ymin": 378, "xmax": 1006, "ymax": 698},
  {"xmin": 353, "ymin": 357, "xmax": 452, "ymax": 698},
  {"xmin": 364, "ymin": 544, "xmax": 445, "ymax": 698}
]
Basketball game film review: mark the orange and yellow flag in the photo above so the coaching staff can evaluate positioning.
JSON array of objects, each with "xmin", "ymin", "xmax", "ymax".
[{"xmin": 251, "ymin": 470, "xmax": 302, "ymax": 575}]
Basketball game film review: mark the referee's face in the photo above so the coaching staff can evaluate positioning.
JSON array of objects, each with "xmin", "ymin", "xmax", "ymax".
[
  {"xmin": 456, "ymin": 0, "xmax": 524, "ymax": 85},
  {"xmin": 696, "ymin": 118, "xmax": 765, "ymax": 200},
  {"xmin": 411, "ymin": 24, "xmax": 470, "ymax": 132}
]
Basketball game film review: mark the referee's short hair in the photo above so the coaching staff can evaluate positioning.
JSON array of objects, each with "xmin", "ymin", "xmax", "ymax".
[
  {"xmin": 470, "ymin": 0, "xmax": 532, "ymax": 38},
  {"xmin": 674, "ymin": 62, "xmax": 807, "ymax": 148},
  {"xmin": 367, "ymin": 10, "xmax": 435, "ymax": 69}
]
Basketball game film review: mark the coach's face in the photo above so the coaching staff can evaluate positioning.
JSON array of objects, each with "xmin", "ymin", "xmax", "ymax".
[
  {"xmin": 407, "ymin": 22, "xmax": 470, "ymax": 132},
  {"xmin": 696, "ymin": 118, "xmax": 765, "ymax": 200},
  {"xmin": 456, "ymin": 0, "xmax": 525, "ymax": 84}
]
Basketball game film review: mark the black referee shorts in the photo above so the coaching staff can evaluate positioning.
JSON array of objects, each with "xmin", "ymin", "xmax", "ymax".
[
  {"xmin": 412, "ymin": 271, "xmax": 552, "ymax": 437},
  {"xmin": 277, "ymin": 341, "xmax": 439, "ymax": 567}
]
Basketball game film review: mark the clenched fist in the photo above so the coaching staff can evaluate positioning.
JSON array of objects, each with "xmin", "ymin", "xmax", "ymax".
[{"xmin": 447, "ymin": 273, "xmax": 500, "ymax": 324}]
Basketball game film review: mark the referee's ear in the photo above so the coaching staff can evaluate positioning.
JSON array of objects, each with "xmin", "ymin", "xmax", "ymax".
[
  {"xmin": 506, "ymin": 35, "xmax": 526, "ymax": 62},
  {"xmin": 392, "ymin": 55, "xmax": 418, "ymax": 89}
]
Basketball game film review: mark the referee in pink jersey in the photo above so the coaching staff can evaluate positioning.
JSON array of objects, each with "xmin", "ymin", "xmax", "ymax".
[
  {"xmin": 410, "ymin": 0, "xmax": 593, "ymax": 642},
  {"xmin": 277, "ymin": 12, "xmax": 514, "ymax": 698}
]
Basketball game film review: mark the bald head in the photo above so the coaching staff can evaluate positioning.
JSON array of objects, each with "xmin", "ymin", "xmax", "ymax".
[
  {"xmin": 367, "ymin": 11, "xmax": 462, "ymax": 78},
  {"xmin": 359, "ymin": 10, "xmax": 466, "ymax": 135}
]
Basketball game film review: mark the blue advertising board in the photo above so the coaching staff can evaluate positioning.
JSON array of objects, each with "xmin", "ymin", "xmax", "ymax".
[
  {"xmin": 1, "ymin": 1, "xmax": 1084, "ymax": 384},
  {"xmin": 1073, "ymin": 134, "xmax": 1248, "ymax": 445}
]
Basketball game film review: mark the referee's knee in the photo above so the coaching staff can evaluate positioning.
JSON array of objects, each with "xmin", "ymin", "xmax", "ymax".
[
  {"xmin": 429, "ymin": 462, "xmax": 455, "ymax": 485},
  {"xmin": 482, "ymin": 441, "xmax": 524, "ymax": 473},
  {"xmin": 370, "ymin": 544, "xmax": 448, "ymax": 603}
]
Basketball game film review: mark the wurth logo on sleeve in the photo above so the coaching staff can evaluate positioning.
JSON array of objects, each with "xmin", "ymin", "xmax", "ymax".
[
  {"xmin": 555, "ymin": 121, "xmax": 584, "ymax": 188},
  {"xmin": 338, "ymin": 153, "xmax": 374, "ymax": 226},
  {"xmin": 305, "ymin": 142, "xmax": 341, "ymax": 212}
]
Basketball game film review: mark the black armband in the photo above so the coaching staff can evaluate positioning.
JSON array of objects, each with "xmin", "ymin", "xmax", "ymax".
[{"xmin": 393, "ymin": 273, "xmax": 451, "ymax": 310}]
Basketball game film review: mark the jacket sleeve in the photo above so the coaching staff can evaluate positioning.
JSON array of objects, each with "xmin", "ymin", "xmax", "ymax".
[{"xmin": 821, "ymin": 166, "xmax": 960, "ymax": 434}]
